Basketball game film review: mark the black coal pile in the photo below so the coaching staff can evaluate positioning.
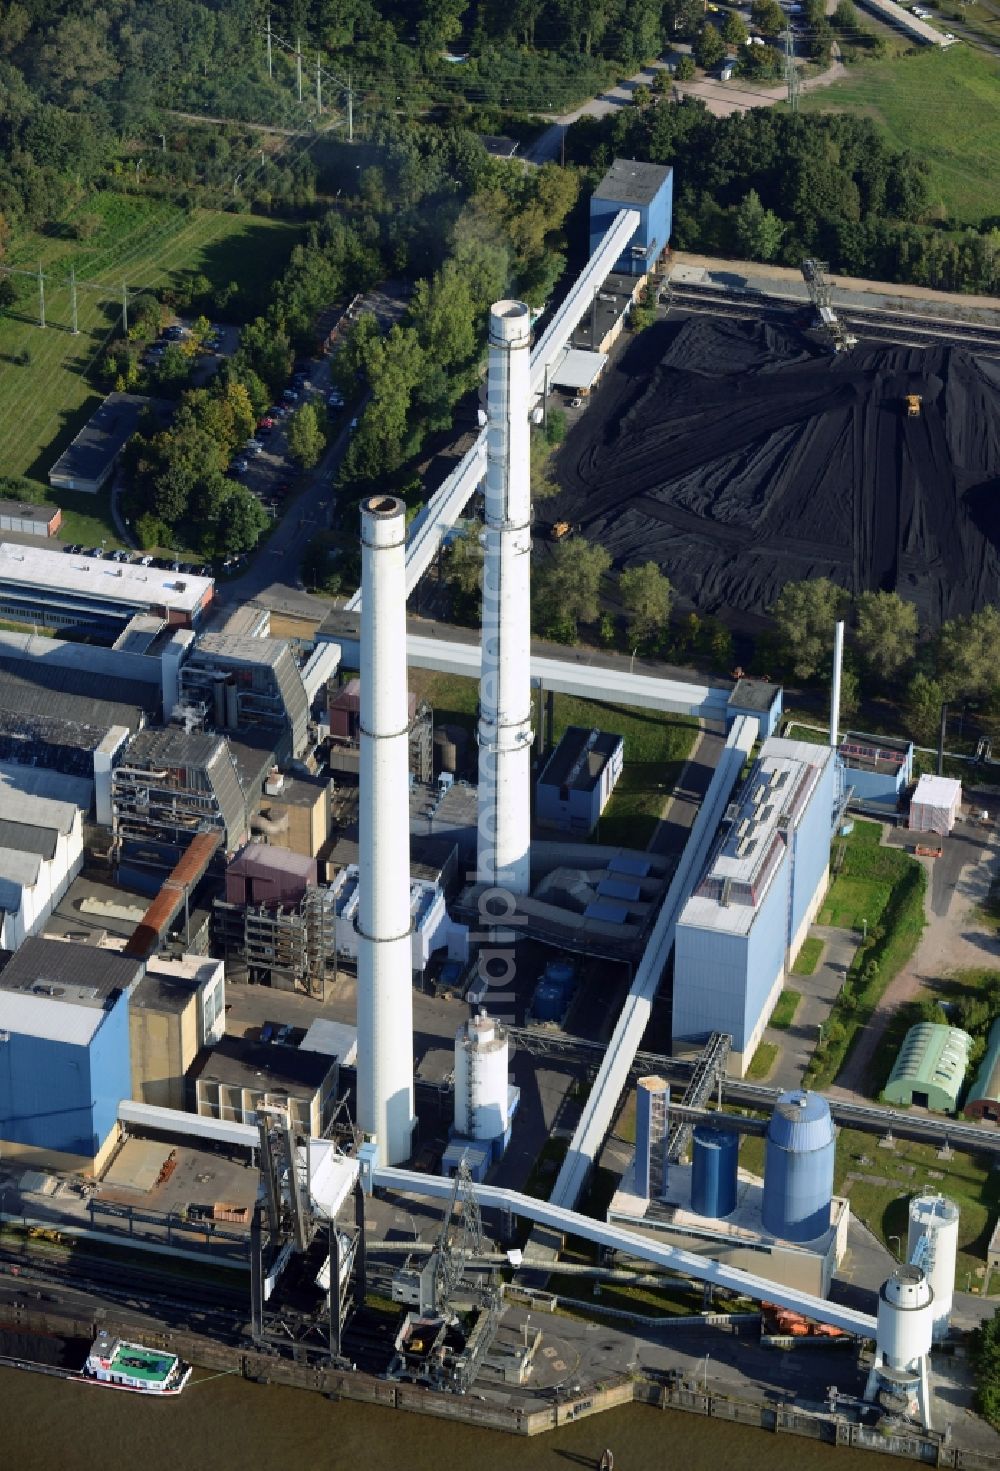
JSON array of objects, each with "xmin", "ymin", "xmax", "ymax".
[{"xmin": 550, "ymin": 316, "xmax": 1000, "ymax": 625}]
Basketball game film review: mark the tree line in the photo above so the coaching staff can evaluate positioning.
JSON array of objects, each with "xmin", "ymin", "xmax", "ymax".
[
  {"xmin": 769, "ymin": 579, "xmax": 1000, "ymax": 743},
  {"xmin": 568, "ymin": 100, "xmax": 1000, "ymax": 297}
]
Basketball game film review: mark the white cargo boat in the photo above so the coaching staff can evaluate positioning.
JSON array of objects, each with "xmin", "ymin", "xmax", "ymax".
[{"xmin": 81, "ymin": 1329, "xmax": 192, "ymax": 1396}]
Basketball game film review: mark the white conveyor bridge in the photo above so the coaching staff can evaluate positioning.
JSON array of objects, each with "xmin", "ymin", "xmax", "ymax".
[
  {"xmin": 372, "ymin": 1162, "xmax": 877, "ymax": 1338},
  {"xmin": 346, "ymin": 208, "xmax": 640, "ymax": 613}
]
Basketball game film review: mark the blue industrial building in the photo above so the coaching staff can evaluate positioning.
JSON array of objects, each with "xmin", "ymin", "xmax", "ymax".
[
  {"xmin": 535, "ymin": 725, "xmax": 624, "ymax": 836},
  {"xmin": 589, "ymin": 158, "xmax": 673, "ymax": 277},
  {"xmin": 0, "ymin": 938, "xmax": 140, "ymax": 1171},
  {"xmin": 727, "ymin": 678, "xmax": 783, "ymax": 741},
  {"xmin": 839, "ymin": 731, "xmax": 913, "ymax": 809},
  {"xmin": 673, "ymin": 736, "xmax": 838, "ymax": 1076}
]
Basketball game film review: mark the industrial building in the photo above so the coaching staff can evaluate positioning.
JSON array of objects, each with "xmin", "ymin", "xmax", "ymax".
[
  {"xmin": 883, "ymin": 1023, "xmax": 972, "ymax": 1112},
  {"xmin": 964, "ymin": 1017, "xmax": 1000, "ymax": 1120},
  {"xmin": 673, "ymin": 737, "xmax": 838, "ymax": 1076},
  {"xmin": 535, "ymin": 726, "xmax": 624, "ymax": 836},
  {"xmin": 177, "ymin": 634, "xmax": 310, "ymax": 761},
  {"xmin": 48, "ymin": 392, "xmax": 152, "ymax": 494},
  {"xmin": 192, "ymin": 1034, "xmax": 338, "ymax": 1137},
  {"xmin": 328, "ymin": 678, "xmax": 434, "ymax": 785},
  {"xmin": 840, "ymin": 732, "xmax": 914, "ymax": 810},
  {"xmin": 330, "ymin": 863, "xmax": 466, "ymax": 976},
  {"xmin": 0, "ymin": 543, "xmax": 213, "ymax": 640},
  {"xmin": 0, "ymin": 788, "xmax": 84, "ymax": 950},
  {"xmin": 251, "ymin": 768, "xmax": 334, "ymax": 860},
  {"xmin": 213, "ymin": 843, "xmax": 332, "ymax": 996},
  {"xmin": 613, "ymin": 1089, "xmax": 849, "ymax": 1297},
  {"xmin": 0, "ymin": 499, "xmax": 61, "ymax": 537},
  {"xmin": 589, "ymin": 159, "xmax": 672, "ymax": 278},
  {"xmin": 129, "ymin": 954, "xmax": 225, "ymax": 1111},
  {"xmin": 909, "ymin": 774, "xmax": 963, "ymax": 836},
  {"xmin": 0, "ymin": 937, "xmax": 141, "ymax": 1172},
  {"xmin": 112, "ymin": 725, "xmax": 263, "ymax": 888}
]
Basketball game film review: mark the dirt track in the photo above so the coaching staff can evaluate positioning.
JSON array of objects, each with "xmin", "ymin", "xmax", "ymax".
[{"xmin": 549, "ymin": 317, "xmax": 1000, "ymax": 626}]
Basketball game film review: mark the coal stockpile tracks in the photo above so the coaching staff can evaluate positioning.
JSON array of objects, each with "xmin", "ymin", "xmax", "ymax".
[
  {"xmin": 548, "ymin": 313, "xmax": 1000, "ymax": 626},
  {"xmin": 667, "ymin": 279, "xmax": 1000, "ymax": 358}
]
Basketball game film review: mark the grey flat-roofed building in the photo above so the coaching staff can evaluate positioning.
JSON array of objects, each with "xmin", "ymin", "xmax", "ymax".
[
  {"xmin": 193, "ymin": 1034, "xmax": 337, "ymax": 1136},
  {"xmin": 0, "ymin": 651, "xmax": 153, "ymax": 731},
  {"xmin": 0, "ymin": 501, "xmax": 61, "ymax": 537},
  {"xmin": 0, "ymin": 542, "xmax": 213, "ymax": 640},
  {"xmin": 536, "ymin": 726, "xmax": 624, "ymax": 836},
  {"xmin": 48, "ymin": 393, "xmax": 150, "ymax": 494},
  {"xmin": 0, "ymin": 935, "xmax": 142, "ymax": 1002}
]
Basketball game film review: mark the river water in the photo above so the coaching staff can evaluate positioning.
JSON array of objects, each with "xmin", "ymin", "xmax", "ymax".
[{"xmin": 0, "ymin": 1366, "xmax": 905, "ymax": 1471}]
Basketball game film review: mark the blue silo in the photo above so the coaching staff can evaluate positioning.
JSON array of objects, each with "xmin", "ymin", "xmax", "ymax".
[
  {"xmin": 762, "ymin": 1090, "xmax": 835, "ymax": 1242},
  {"xmin": 691, "ymin": 1126, "xmax": 739, "ymax": 1219}
]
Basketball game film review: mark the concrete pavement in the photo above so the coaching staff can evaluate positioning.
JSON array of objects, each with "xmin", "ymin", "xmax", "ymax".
[{"xmin": 763, "ymin": 926, "xmax": 858, "ymax": 1090}]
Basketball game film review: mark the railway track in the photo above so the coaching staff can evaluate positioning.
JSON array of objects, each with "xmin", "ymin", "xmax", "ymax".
[{"xmin": 666, "ymin": 281, "xmax": 1000, "ymax": 358}]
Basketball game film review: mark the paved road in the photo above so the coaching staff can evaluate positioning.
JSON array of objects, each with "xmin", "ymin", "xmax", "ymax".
[
  {"xmin": 831, "ymin": 802, "xmax": 1000, "ymax": 1099},
  {"xmin": 648, "ymin": 727, "xmax": 725, "ymax": 857},
  {"xmin": 763, "ymin": 926, "xmax": 858, "ymax": 1091},
  {"xmin": 215, "ymin": 280, "xmax": 409, "ymax": 621},
  {"xmin": 522, "ymin": 44, "xmax": 846, "ymax": 155}
]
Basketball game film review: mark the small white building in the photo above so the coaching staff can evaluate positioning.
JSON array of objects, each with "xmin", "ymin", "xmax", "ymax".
[{"xmin": 909, "ymin": 774, "xmax": 962, "ymax": 835}]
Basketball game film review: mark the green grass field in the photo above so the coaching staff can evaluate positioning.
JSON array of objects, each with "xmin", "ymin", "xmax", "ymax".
[
  {"xmin": 798, "ymin": 46, "xmax": 1000, "ymax": 226},
  {"xmin": 407, "ymin": 669, "xmax": 699, "ymax": 848},
  {"xmin": 834, "ymin": 1127, "xmax": 1000, "ymax": 1290},
  {"xmin": 791, "ymin": 936, "xmax": 824, "ymax": 976},
  {"xmin": 747, "ymin": 1041, "xmax": 778, "ymax": 1080},
  {"xmin": 0, "ymin": 193, "xmax": 302, "ymax": 534},
  {"xmin": 770, "ymin": 989, "xmax": 802, "ymax": 1029}
]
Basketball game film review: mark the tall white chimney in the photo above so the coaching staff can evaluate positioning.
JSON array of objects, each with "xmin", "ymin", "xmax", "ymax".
[
  {"xmin": 830, "ymin": 618, "xmax": 845, "ymax": 749},
  {"xmin": 356, "ymin": 494, "xmax": 415, "ymax": 1167},
  {"xmin": 477, "ymin": 300, "xmax": 533, "ymax": 894}
]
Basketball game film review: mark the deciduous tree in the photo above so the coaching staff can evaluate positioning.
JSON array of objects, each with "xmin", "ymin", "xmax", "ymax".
[
  {"xmin": 772, "ymin": 578, "xmax": 849, "ymax": 680},
  {"xmin": 855, "ymin": 591, "xmax": 918, "ymax": 679},
  {"xmin": 619, "ymin": 562, "xmax": 672, "ymax": 645}
]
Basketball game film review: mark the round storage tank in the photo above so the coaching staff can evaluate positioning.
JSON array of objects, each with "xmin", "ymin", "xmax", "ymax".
[
  {"xmin": 691, "ymin": 1126, "xmax": 739, "ymax": 1219},
  {"xmin": 454, "ymin": 1012, "xmax": 509, "ymax": 1141},
  {"xmin": 876, "ymin": 1266, "xmax": 934, "ymax": 1371},
  {"xmin": 907, "ymin": 1194, "xmax": 959, "ymax": 1341},
  {"xmin": 761, "ymin": 1089, "xmax": 835, "ymax": 1243}
]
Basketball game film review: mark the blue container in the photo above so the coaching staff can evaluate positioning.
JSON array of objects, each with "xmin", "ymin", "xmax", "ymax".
[
  {"xmin": 762, "ymin": 1090, "xmax": 835, "ymax": 1242},
  {"xmin": 691, "ymin": 1126, "xmax": 739, "ymax": 1219},
  {"xmin": 532, "ymin": 979, "xmax": 565, "ymax": 1022},
  {"xmin": 544, "ymin": 959, "xmax": 576, "ymax": 988}
]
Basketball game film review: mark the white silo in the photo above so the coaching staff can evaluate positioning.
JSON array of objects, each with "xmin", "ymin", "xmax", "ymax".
[
  {"xmin": 865, "ymin": 1265, "xmax": 935, "ymax": 1429},
  {"xmin": 907, "ymin": 1193, "xmax": 960, "ymax": 1341},
  {"xmin": 454, "ymin": 1011, "xmax": 510, "ymax": 1148}
]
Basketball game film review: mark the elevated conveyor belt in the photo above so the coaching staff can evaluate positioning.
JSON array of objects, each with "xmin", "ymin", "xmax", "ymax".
[
  {"xmin": 345, "ymin": 209, "xmax": 640, "ymax": 612},
  {"xmin": 372, "ymin": 1164, "xmax": 877, "ymax": 1338}
]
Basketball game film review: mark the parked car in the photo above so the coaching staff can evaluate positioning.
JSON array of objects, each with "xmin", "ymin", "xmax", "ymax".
[
  {"xmin": 232, "ymin": 457, "xmax": 249, "ymax": 474},
  {"xmin": 258, "ymin": 416, "xmax": 276, "ymax": 430},
  {"xmin": 64, "ymin": 543, "xmax": 82, "ymax": 554},
  {"xmin": 139, "ymin": 554, "xmax": 154, "ymax": 566},
  {"xmin": 282, "ymin": 388, "xmax": 299, "ymax": 402},
  {"xmin": 245, "ymin": 439, "xmax": 264, "ymax": 455},
  {"xmin": 86, "ymin": 546, "xmax": 104, "ymax": 558}
]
